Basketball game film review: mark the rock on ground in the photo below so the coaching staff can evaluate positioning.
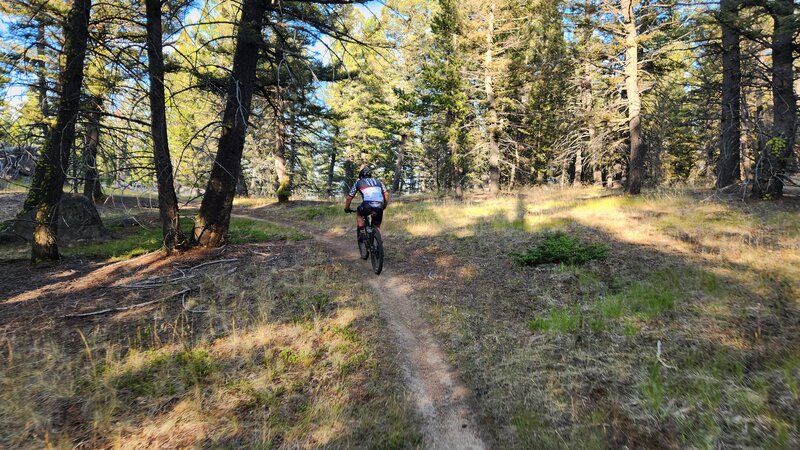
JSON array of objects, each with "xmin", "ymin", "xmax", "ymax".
[{"xmin": 1, "ymin": 193, "xmax": 105, "ymax": 243}]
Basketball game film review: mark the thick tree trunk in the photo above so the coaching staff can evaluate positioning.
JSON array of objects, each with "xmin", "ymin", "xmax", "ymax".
[
  {"xmin": 716, "ymin": 0, "xmax": 741, "ymax": 189},
  {"xmin": 753, "ymin": 0, "xmax": 796, "ymax": 199},
  {"xmin": 194, "ymin": 0, "xmax": 265, "ymax": 246},
  {"xmin": 82, "ymin": 96, "xmax": 105, "ymax": 202},
  {"xmin": 146, "ymin": 0, "xmax": 184, "ymax": 252},
  {"xmin": 343, "ymin": 158, "xmax": 355, "ymax": 195},
  {"xmin": 36, "ymin": 21, "xmax": 49, "ymax": 138},
  {"xmin": 621, "ymin": 0, "xmax": 645, "ymax": 195},
  {"xmin": 392, "ymin": 133, "xmax": 407, "ymax": 193},
  {"xmin": 573, "ymin": 149, "xmax": 583, "ymax": 187},
  {"xmin": 485, "ymin": 1, "xmax": 500, "ymax": 196},
  {"xmin": 22, "ymin": 0, "xmax": 91, "ymax": 263}
]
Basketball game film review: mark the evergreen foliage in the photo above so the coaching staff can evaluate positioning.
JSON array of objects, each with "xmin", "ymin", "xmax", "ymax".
[{"xmin": 512, "ymin": 231, "xmax": 608, "ymax": 266}]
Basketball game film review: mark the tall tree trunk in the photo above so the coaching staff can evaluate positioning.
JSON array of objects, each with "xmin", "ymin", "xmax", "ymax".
[
  {"xmin": 753, "ymin": 0, "xmax": 796, "ymax": 199},
  {"xmin": 194, "ymin": 0, "xmax": 265, "ymax": 246},
  {"xmin": 36, "ymin": 20, "xmax": 49, "ymax": 138},
  {"xmin": 146, "ymin": 0, "xmax": 184, "ymax": 252},
  {"xmin": 21, "ymin": 0, "xmax": 91, "ymax": 263},
  {"xmin": 343, "ymin": 158, "xmax": 355, "ymax": 196},
  {"xmin": 716, "ymin": 0, "xmax": 741, "ymax": 189},
  {"xmin": 590, "ymin": 130, "xmax": 602, "ymax": 185},
  {"xmin": 82, "ymin": 95, "xmax": 105, "ymax": 202},
  {"xmin": 485, "ymin": 1, "xmax": 500, "ymax": 196},
  {"xmin": 509, "ymin": 141, "xmax": 520, "ymax": 190},
  {"xmin": 621, "ymin": 0, "xmax": 645, "ymax": 195},
  {"xmin": 392, "ymin": 133, "xmax": 407, "ymax": 193},
  {"xmin": 573, "ymin": 149, "xmax": 583, "ymax": 187},
  {"xmin": 326, "ymin": 146, "xmax": 337, "ymax": 197}
]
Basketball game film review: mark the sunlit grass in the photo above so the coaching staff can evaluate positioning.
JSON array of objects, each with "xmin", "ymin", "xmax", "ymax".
[
  {"xmin": 0, "ymin": 246, "xmax": 419, "ymax": 448},
  {"xmin": 231, "ymin": 186, "xmax": 800, "ymax": 448}
]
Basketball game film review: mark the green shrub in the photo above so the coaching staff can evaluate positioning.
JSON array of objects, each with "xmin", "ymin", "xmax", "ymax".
[{"xmin": 512, "ymin": 231, "xmax": 607, "ymax": 266}]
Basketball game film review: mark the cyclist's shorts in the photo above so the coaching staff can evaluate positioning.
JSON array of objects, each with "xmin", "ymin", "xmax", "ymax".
[{"xmin": 357, "ymin": 201, "xmax": 385, "ymax": 226}]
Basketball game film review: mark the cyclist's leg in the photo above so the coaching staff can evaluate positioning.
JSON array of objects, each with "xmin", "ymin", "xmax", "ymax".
[
  {"xmin": 355, "ymin": 203, "xmax": 367, "ymax": 240},
  {"xmin": 372, "ymin": 206, "xmax": 385, "ymax": 230}
]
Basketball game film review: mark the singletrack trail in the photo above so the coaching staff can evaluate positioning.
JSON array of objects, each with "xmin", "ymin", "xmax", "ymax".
[{"xmin": 232, "ymin": 213, "xmax": 486, "ymax": 450}]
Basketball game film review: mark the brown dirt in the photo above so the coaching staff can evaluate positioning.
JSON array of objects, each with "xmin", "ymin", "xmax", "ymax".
[{"xmin": 232, "ymin": 212, "xmax": 488, "ymax": 449}]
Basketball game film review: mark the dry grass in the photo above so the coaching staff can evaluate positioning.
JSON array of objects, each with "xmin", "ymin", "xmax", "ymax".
[
  {"xmin": 0, "ymin": 217, "xmax": 419, "ymax": 448},
  {"xmin": 258, "ymin": 186, "xmax": 800, "ymax": 449}
]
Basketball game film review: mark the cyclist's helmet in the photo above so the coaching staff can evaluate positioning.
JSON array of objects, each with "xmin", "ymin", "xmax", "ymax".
[{"xmin": 359, "ymin": 166, "xmax": 373, "ymax": 179}]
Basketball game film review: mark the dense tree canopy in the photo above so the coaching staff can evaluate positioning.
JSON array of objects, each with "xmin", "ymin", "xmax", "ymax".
[{"xmin": 0, "ymin": 0, "xmax": 797, "ymax": 258}]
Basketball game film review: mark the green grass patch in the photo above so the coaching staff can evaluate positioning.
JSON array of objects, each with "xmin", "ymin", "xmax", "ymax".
[
  {"xmin": 529, "ymin": 307, "xmax": 581, "ymax": 333},
  {"xmin": 292, "ymin": 204, "xmax": 341, "ymax": 220},
  {"xmin": 226, "ymin": 217, "xmax": 305, "ymax": 244},
  {"xmin": 512, "ymin": 231, "xmax": 607, "ymax": 266}
]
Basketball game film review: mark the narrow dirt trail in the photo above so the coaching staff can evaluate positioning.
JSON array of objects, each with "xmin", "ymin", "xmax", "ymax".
[{"xmin": 233, "ymin": 213, "xmax": 486, "ymax": 449}]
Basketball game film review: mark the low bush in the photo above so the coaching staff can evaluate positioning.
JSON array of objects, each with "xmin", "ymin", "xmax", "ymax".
[{"xmin": 512, "ymin": 231, "xmax": 607, "ymax": 266}]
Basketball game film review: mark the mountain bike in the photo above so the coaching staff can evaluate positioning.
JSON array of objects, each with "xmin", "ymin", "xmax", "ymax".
[{"xmin": 346, "ymin": 209, "xmax": 384, "ymax": 275}]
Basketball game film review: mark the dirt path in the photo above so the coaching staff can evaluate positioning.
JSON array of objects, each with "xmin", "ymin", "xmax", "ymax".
[{"xmin": 233, "ymin": 214, "xmax": 486, "ymax": 449}]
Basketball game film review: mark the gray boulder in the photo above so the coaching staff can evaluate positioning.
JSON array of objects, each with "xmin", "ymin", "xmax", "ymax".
[{"xmin": 1, "ymin": 194, "xmax": 105, "ymax": 243}]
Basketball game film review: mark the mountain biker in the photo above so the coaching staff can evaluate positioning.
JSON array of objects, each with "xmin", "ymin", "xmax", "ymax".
[{"xmin": 344, "ymin": 166, "xmax": 389, "ymax": 242}]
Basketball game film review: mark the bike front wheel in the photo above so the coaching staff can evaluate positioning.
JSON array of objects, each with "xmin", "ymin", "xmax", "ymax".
[{"xmin": 369, "ymin": 228, "xmax": 384, "ymax": 274}]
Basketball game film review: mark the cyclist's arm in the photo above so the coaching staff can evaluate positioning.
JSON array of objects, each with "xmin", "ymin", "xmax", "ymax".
[
  {"xmin": 382, "ymin": 182, "xmax": 389, "ymax": 208},
  {"xmin": 344, "ymin": 195, "xmax": 354, "ymax": 210}
]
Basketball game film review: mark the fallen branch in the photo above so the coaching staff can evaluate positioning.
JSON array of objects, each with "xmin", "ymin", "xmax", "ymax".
[
  {"xmin": 61, "ymin": 288, "xmax": 193, "ymax": 318},
  {"xmin": 117, "ymin": 258, "xmax": 237, "ymax": 289},
  {"xmin": 185, "ymin": 258, "xmax": 239, "ymax": 271},
  {"xmin": 656, "ymin": 340, "xmax": 677, "ymax": 370}
]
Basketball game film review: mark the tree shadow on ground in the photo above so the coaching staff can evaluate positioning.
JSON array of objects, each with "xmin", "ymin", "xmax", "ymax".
[{"xmin": 384, "ymin": 206, "xmax": 799, "ymax": 449}]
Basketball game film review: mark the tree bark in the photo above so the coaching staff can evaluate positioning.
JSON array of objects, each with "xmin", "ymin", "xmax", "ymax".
[
  {"xmin": 485, "ymin": 1, "xmax": 500, "ymax": 196},
  {"xmin": 36, "ymin": 20, "xmax": 49, "ymax": 138},
  {"xmin": 392, "ymin": 133, "xmax": 407, "ymax": 193},
  {"xmin": 21, "ymin": 0, "xmax": 91, "ymax": 263},
  {"xmin": 194, "ymin": 0, "xmax": 265, "ymax": 246},
  {"xmin": 343, "ymin": 158, "xmax": 355, "ymax": 195},
  {"xmin": 752, "ymin": 0, "xmax": 796, "ymax": 199},
  {"xmin": 716, "ymin": 0, "xmax": 741, "ymax": 189},
  {"xmin": 146, "ymin": 0, "xmax": 184, "ymax": 252},
  {"xmin": 621, "ymin": 0, "xmax": 645, "ymax": 195},
  {"xmin": 82, "ymin": 95, "xmax": 105, "ymax": 202},
  {"xmin": 326, "ymin": 146, "xmax": 337, "ymax": 197},
  {"xmin": 573, "ymin": 148, "xmax": 583, "ymax": 187}
]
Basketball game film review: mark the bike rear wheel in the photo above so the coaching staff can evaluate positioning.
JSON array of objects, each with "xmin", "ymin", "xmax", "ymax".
[
  {"xmin": 358, "ymin": 232, "xmax": 369, "ymax": 259},
  {"xmin": 369, "ymin": 228, "xmax": 384, "ymax": 274}
]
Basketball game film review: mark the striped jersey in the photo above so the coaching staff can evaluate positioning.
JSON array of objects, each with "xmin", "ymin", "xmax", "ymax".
[{"xmin": 348, "ymin": 178, "xmax": 387, "ymax": 203}]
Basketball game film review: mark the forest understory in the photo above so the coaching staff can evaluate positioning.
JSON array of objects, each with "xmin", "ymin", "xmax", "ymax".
[{"xmin": 1, "ymin": 186, "xmax": 798, "ymax": 449}]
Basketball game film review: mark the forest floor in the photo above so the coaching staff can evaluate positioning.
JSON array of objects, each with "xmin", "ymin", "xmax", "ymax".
[
  {"xmin": 1, "ymin": 186, "xmax": 799, "ymax": 449},
  {"xmin": 0, "ymin": 193, "xmax": 420, "ymax": 449},
  {"xmin": 233, "ymin": 186, "xmax": 800, "ymax": 449}
]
